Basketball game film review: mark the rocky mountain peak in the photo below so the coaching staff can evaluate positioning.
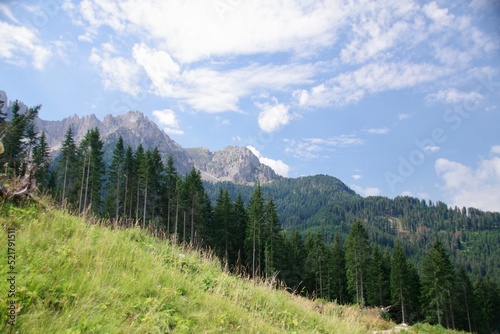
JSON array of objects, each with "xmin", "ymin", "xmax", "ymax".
[{"xmin": 36, "ymin": 111, "xmax": 278, "ymax": 185}]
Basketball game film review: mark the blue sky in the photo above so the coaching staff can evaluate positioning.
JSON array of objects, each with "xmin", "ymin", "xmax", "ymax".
[{"xmin": 1, "ymin": 0, "xmax": 500, "ymax": 211}]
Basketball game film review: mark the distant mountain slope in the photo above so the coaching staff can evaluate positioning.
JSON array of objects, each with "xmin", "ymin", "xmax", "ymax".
[
  {"xmin": 204, "ymin": 175, "xmax": 500, "ymax": 284},
  {"xmin": 35, "ymin": 111, "xmax": 277, "ymax": 184}
]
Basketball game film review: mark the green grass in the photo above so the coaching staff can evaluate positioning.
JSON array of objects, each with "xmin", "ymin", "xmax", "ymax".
[{"xmin": 0, "ymin": 198, "xmax": 459, "ymax": 333}]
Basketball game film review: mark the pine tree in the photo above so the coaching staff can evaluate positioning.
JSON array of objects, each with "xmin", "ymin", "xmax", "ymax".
[
  {"xmin": 78, "ymin": 128, "xmax": 105, "ymax": 215},
  {"xmin": 233, "ymin": 193, "xmax": 248, "ymax": 273},
  {"xmin": 345, "ymin": 221, "xmax": 371, "ymax": 305},
  {"xmin": 474, "ymin": 276, "xmax": 500, "ymax": 334},
  {"xmin": 105, "ymin": 136, "xmax": 125, "ymax": 223},
  {"xmin": 245, "ymin": 182, "xmax": 265, "ymax": 277},
  {"xmin": 390, "ymin": 241, "xmax": 410, "ymax": 324},
  {"xmin": 421, "ymin": 239, "xmax": 456, "ymax": 327},
  {"xmin": 2, "ymin": 101, "xmax": 40, "ymax": 172},
  {"xmin": 304, "ymin": 232, "xmax": 330, "ymax": 299},
  {"xmin": 32, "ymin": 131, "xmax": 51, "ymax": 189},
  {"xmin": 263, "ymin": 196, "xmax": 282, "ymax": 278},
  {"xmin": 162, "ymin": 155, "xmax": 178, "ymax": 235},
  {"xmin": 181, "ymin": 167, "xmax": 205, "ymax": 245},
  {"xmin": 368, "ymin": 245, "xmax": 390, "ymax": 307},
  {"xmin": 213, "ymin": 188, "xmax": 235, "ymax": 270},
  {"xmin": 57, "ymin": 127, "xmax": 79, "ymax": 209},
  {"xmin": 455, "ymin": 266, "xmax": 475, "ymax": 332},
  {"xmin": 330, "ymin": 233, "xmax": 349, "ymax": 304}
]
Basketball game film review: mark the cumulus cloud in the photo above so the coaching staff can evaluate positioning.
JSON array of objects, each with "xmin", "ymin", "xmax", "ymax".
[
  {"xmin": 435, "ymin": 157, "xmax": 500, "ymax": 212},
  {"xmin": 152, "ymin": 109, "xmax": 184, "ymax": 135},
  {"xmin": 351, "ymin": 184, "xmax": 381, "ymax": 197},
  {"xmin": 352, "ymin": 174, "xmax": 362, "ymax": 180},
  {"xmin": 246, "ymin": 145, "xmax": 289, "ymax": 177},
  {"xmin": 257, "ymin": 103, "xmax": 291, "ymax": 133},
  {"xmin": 89, "ymin": 46, "xmax": 142, "ymax": 95},
  {"xmin": 66, "ymin": 0, "xmax": 498, "ymax": 113}
]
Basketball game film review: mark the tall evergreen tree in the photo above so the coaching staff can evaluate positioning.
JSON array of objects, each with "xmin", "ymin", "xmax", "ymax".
[
  {"xmin": 233, "ymin": 193, "xmax": 248, "ymax": 273},
  {"xmin": 105, "ymin": 136, "xmax": 125, "ymax": 222},
  {"xmin": 368, "ymin": 245, "xmax": 390, "ymax": 307},
  {"xmin": 390, "ymin": 241, "xmax": 411, "ymax": 324},
  {"xmin": 32, "ymin": 131, "xmax": 51, "ymax": 189},
  {"xmin": 345, "ymin": 221, "xmax": 371, "ymax": 305},
  {"xmin": 263, "ymin": 196, "xmax": 282, "ymax": 278},
  {"xmin": 474, "ymin": 276, "xmax": 500, "ymax": 334},
  {"xmin": 2, "ymin": 102, "xmax": 40, "ymax": 173},
  {"xmin": 78, "ymin": 128, "xmax": 105, "ymax": 215},
  {"xmin": 213, "ymin": 188, "xmax": 235, "ymax": 270},
  {"xmin": 245, "ymin": 182, "xmax": 265, "ymax": 277},
  {"xmin": 330, "ymin": 233, "xmax": 349, "ymax": 304},
  {"xmin": 162, "ymin": 155, "xmax": 178, "ymax": 234},
  {"xmin": 57, "ymin": 127, "xmax": 79, "ymax": 209},
  {"xmin": 421, "ymin": 239, "xmax": 456, "ymax": 327}
]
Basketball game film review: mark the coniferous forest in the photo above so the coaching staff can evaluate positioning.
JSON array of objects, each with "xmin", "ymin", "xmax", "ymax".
[{"xmin": 1, "ymin": 100, "xmax": 500, "ymax": 333}]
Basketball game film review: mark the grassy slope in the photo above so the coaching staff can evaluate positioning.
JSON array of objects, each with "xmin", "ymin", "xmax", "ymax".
[{"xmin": 0, "ymin": 199, "xmax": 461, "ymax": 333}]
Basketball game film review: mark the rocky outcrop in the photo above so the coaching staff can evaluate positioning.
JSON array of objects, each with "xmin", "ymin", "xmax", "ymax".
[{"xmin": 36, "ymin": 111, "xmax": 278, "ymax": 184}]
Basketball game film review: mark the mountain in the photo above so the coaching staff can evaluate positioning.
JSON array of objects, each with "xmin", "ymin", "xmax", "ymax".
[
  {"xmin": 203, "ymin": 174, "xmax": 500, "ymax": 285},
  {"xmin": 35, "ymin": 111, "xmax": 277, "ymax": 184}
]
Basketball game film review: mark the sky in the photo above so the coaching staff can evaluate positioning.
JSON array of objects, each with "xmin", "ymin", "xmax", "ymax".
[{"xmin": 1, "ymin": 0, "xmax": 500, "ymax": 212}]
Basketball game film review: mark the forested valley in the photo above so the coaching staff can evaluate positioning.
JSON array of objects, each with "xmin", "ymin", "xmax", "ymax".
[{"xmin": 1, "ymin": 100, "xmax": 500, "ymax": 333}]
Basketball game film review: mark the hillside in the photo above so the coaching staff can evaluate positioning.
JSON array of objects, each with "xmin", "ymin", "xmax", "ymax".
[
  {"xmin": 0, "ymin": 199, "xmax": 467, "ymax": 333},
  {"xmin": 203, "ymin": 175, "xmax": 500, "ymax": 285}
]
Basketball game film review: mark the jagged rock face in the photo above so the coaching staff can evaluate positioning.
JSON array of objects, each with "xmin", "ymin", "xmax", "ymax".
[
  {"xmin": 203, "ymin": 146, "xmax": 277, "ymax": 184},
  {"xmin": 36, "ymin": 111, "xmax": 277, "ymax": 184}
]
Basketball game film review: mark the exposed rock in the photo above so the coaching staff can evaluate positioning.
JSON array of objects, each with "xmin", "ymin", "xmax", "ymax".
[{"xmin": 36, "ymin": 111, "xmax": 278, "ymax": 184}]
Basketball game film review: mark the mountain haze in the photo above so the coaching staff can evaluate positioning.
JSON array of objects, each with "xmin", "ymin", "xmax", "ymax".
[{"xmin": 35, "ymin": 111, "xmax": 278, "ymax": 184}]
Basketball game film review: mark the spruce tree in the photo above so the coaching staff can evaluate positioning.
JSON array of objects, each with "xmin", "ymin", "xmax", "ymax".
[
  {"xmin": 345, "ymin": 221, "xmax": 371, "ymax": 305},
  {"xmin": 32, "ymin": 131, "xmax": 51, "ymax": 189},
  {"xmin": 233, "ymin": 193, "xmax": 248, "ymax": 273},
  {"xmin": 390, "ymin": 241, "xmax": 410, "ymax": 324},
  {"xmin": 245, "ymin": 182, "xmax": 265, "ymax": 277},
  {"xmin": 420, "ymin": 239, "xmax": 456, "ymax": 327},
  {"xmin": 263, "ymin": 196, "xmax": 282, "ymax": 278},
  {"xmin": 213, "ymin": 188, "xmax": 235, "ymax": 270},
  {"xmin": 368, "ymin": 245, "xmax": 390, "ymax": 307},
  {"xmin": 105, "ymin": 136, "xmax": 125, "ymax": 223},
  {"xmin": 57, "ymin": 127, "xmax": 78, "ymax": 208},
  {"xmin": 330, "ymin": 233, "xmax": 349, "ymax": 304}
]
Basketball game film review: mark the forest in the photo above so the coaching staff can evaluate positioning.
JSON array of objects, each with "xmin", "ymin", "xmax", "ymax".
[{"xmin": 1, "ymin": 100, "xmax": 500, "ymax": 333}]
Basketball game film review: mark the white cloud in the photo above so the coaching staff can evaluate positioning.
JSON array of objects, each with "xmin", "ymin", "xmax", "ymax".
[
  {"xmin": 89, "ymin": 46, "xmax": 142, "ymax": 95},
  {"xmin": 352, "ymin": 174, "xmax": 362, "ymax": 180},
  {"xmin": 257, "ymin": 103, "xmax": 291, "ymax": 133},
  {"xmin": 492, "ymin": 145, "xmax": 500, "ymax": 154},
  {"xmin": 246, "ymin": 145, "xmax": 289, "ymax": 177},
  {"xmin": 285, "ymin": 135, "xmax": 364, "ymax": 159},
  {"xmin": 0, "ymin": 21, "xmax": 52, "ymax": 70},
  {"xmin": 152, "ymin": 109, "xmax": 184, "ymax": 135},
  {"xmin": 295, "ymin": 62, "xmax": 450, "ymax": 107},
  {"xmin": 435, "ymin": 157, "xmax": 500, "ymax": 212},
  {"xmin": 424, "ymin": 145, "xmax": 440, "ymax": 153},
  {"xmin": 426, "ymin": 88, "xmax": 484, "ymax": 105},
  {"xmin": 68, "ymin": 0, "xmax": 497, "ymax": 113},
  {"xmin": 400, "ymin": 191, "xmax": 430, "ymax": 199},
  {"xmin": 365, "ymin": 128, "xmax": 390, "ymax": 135},
  {"xmin": 72, "ymin": 0, "xmax": 344, "ymax": 63},
  {"xmin": 398, "ymin": 113, "xmax": 411, "ymax": 121},
  {"xmin": 351, "ymin": 184, "xmax": 381, "ymax": 197}
]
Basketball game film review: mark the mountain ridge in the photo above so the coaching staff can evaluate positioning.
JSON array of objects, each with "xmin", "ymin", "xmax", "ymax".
[{"xmin": 35, "ymin": 111, "xmax": 278, "ymax": 184}]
